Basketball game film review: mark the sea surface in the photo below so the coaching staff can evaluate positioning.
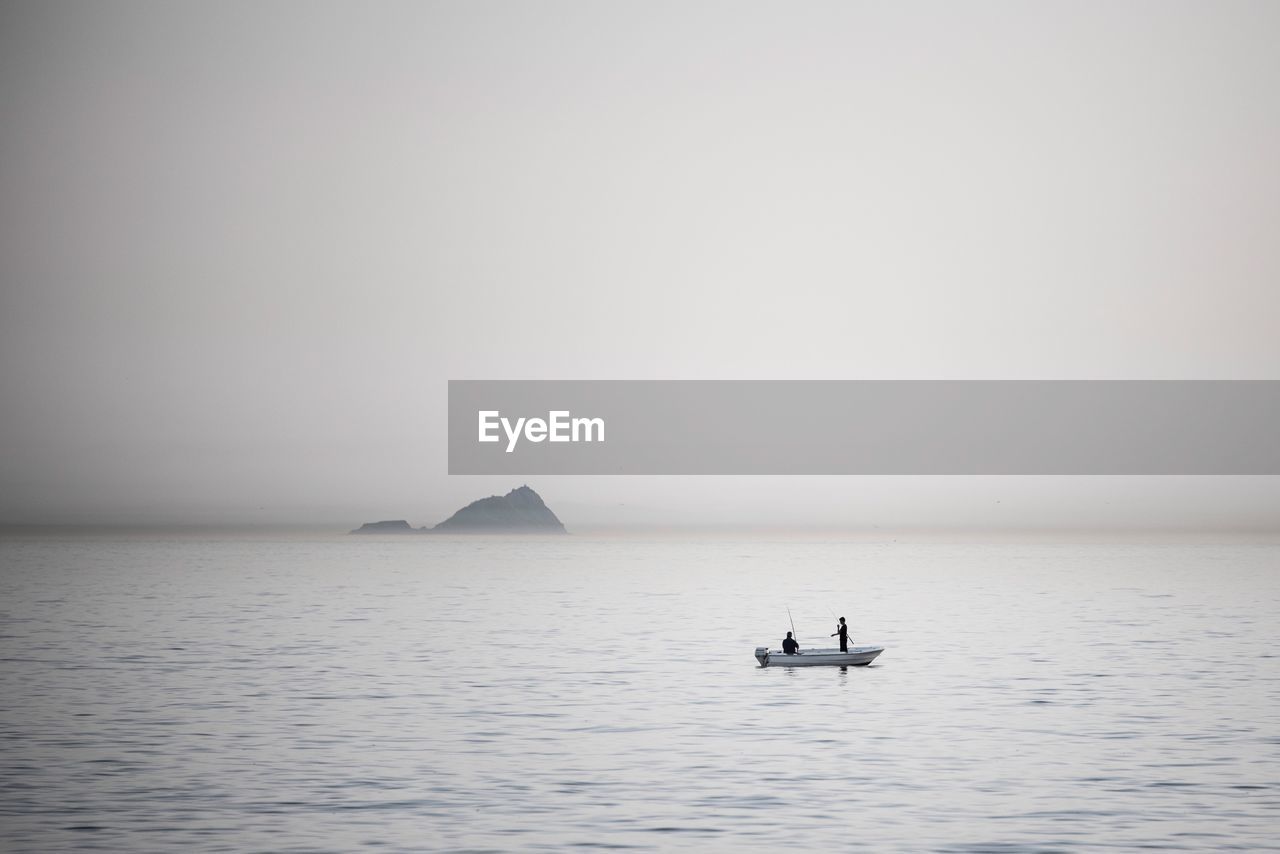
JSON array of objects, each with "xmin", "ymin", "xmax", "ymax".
[{"xmin": 1, "ymin": 533, "xmax": 1278, "ymax": 851}]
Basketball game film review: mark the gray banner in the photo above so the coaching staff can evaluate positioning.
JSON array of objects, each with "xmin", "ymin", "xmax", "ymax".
[{"xmin": 448, "ymin": 381, "xmax": 1280, "ymax": 475}]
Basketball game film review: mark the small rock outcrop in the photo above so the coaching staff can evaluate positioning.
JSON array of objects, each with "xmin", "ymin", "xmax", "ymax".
[
  {"xmin": 350, "ymin": 519, "xmax": 416, "ymax": 534},
  {"xmin": 432, "ymin": 485, "xmax": 566, "ymax": 533}
]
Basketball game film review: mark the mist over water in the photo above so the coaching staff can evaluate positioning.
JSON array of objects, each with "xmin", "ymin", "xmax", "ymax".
[
  {"xmin": 2, "ymin": 533, "xmax": 1277, "ymax": 851},
  {"xmin": 4, "ymin": 3, "xmax": 1280, "ymax": 529}
]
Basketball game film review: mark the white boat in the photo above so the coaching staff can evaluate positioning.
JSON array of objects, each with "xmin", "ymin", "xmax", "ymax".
[{"xmin": 755, "ymin": 645, "xmax": 884, "ymax": 667}]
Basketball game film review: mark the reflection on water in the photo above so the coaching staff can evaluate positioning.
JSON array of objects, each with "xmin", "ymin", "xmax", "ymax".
[{"xmin": 1, "ymin": 535, "xmax": 1278, "ymax": 850}]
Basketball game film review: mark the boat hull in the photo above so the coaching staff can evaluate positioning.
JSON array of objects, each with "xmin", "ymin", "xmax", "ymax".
[{"xmin": 754, "ymin": 645, "xmax": 884, "ymax": 667}]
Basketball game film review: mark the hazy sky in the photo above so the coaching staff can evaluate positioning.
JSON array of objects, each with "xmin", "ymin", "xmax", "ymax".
[{"xmin": 2, "ymin": 1, "xmax": 1278, "ymax": 528}]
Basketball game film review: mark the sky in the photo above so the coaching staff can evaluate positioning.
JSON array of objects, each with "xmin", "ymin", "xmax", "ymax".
[{"xmin": 1, "ymin": 1, "xmax": 1279, "ymax": 529}]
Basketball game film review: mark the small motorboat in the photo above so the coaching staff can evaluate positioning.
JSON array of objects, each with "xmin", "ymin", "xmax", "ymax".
[{"xmin": 755, "ymin": 645, "xmax": 884, "ymax": 667}]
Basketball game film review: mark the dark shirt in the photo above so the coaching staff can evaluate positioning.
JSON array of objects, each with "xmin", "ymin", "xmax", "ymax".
[
  {"xmin": 837, "ymin": 624, "xmax": 848, "ymax": 641},
  {"xmin": 782, "ymin": 637, "xmax": 799, "ymax": 654}
]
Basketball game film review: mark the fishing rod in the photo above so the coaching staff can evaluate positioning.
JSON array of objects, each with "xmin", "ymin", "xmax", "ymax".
[{"xmin": 787, "ymin": 605, "xmax": 798, "ymax": 646}]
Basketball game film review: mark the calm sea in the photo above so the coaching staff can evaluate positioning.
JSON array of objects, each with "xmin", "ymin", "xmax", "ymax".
[{"xmin": 1, "ymin": 533, "xmax": 1277, "ymax": 851}]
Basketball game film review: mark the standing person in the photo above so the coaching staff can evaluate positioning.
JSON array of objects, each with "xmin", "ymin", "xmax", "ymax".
[
  {"xmin": 831, "ymin": 617, "xmax": 848, "ymax": 652},
  {"xmin": 782, "ymin": 631, "xmax": 800, "ymax": 655}
]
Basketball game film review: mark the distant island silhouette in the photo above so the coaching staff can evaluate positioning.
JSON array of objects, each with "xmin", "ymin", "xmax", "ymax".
[
  {"xmin": 351, "ymin": 520, "xmax": 416, "ymax": 533},
  {"xmin": 351, "ymin": 485, "xmax": 567, "ymax": 534}
]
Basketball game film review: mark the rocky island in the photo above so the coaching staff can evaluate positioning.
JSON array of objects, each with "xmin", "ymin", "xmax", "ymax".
[
  {"xmin": 350, "ymin": 485, "xmax": 567, "ymax": 534},
  {"xmin": 433, "ymin": 485, "xmax": 566, "ymax": 533},
  {"xmin": 350, "ymin": 519, "xmax": 416, "ymax": 534}
]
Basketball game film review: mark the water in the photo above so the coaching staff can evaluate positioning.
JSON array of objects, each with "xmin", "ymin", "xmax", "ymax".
[{"xmin": 1, "ymin": 534, "xmax": 1278, "ymax": 851}]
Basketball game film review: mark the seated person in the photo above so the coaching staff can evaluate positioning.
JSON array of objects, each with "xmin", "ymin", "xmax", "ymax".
[{"xmin": 782, "ymin": 631, "xmax": 799, "ymax": 654}]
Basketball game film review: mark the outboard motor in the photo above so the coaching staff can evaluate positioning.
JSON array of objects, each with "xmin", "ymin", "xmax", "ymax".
[{"xmin": 754, "ymin": 647, "xmax": 770, "ymax": 667}]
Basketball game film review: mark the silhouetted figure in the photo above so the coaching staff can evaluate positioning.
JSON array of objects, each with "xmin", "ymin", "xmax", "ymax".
[
  {"xmin": 831, "ymin": 617, "xmax": 848, "ymax": 652},
  {"xmin": 782, "ymin": 631, "xmax": 799, "ymax": 654}
]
